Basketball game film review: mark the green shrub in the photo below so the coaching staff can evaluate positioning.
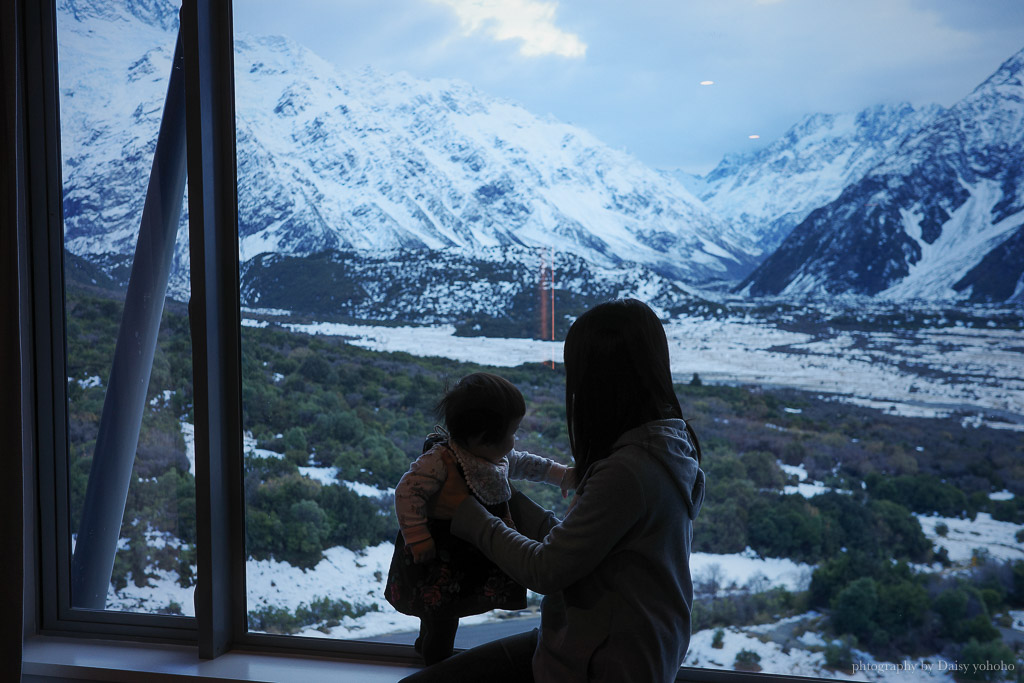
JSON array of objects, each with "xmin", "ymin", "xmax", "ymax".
[
  {"xmin": 248, "ymin": 597, "xmax": 377, "ymax": 635},
  {"xmin": 831, "ymin": 577, "xmax": 878, "ymax": 641},
  {"xmin": 823, "ymin": 636, "xmax": 856, "ymax": 673},
  {"xmin": 734, "ymin": 649, "xmax": 762, "ymax": 671},
  {"xmin": 742, "ymin": 451, "xmax": 786, "ymax": 489},
  {"xmin": 865, "ymin": 473, "xmax": 968, "ymax": 518},
  {"xmin": 960, "ymin": 613, "xmax": 1000, "ymax": 644},
  {"xmin": 957, "ymin": 638, "xmax": 1017, "ymax": 681},
  {"xmin": 711, "ymin": 628, "xmax": 724, "ymax": 649}
]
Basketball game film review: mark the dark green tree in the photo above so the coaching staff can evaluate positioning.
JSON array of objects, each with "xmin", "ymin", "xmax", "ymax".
[{"xmin": 831, "ymin": 576, "xmax": 878, "ymax": 642}]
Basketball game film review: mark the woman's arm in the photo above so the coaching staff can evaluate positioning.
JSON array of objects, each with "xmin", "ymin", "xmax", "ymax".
[
  {"xmin": 508, "ymin": 490, "xmax": 559, "ymax": 542},
  {"xmin": 451, "ymin": 456, "xmax": 645, "ymax": 595}
]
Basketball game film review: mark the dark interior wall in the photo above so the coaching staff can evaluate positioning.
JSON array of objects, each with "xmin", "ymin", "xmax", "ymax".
[{"xmin": 2, "ymin": 0, "xmax": 27, "ymax": 679}]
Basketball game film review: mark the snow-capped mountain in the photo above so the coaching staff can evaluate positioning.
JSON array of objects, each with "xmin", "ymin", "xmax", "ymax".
[
  {"xmin": 232, "ymin": 42, "xmax": 760, "ymax": 282},
  {"xmin": 58, "ymin": 0, "xmax": 191, "ymax": 293},
  {"xmin": 58, "ymin": 0, "xmax": 1024, "ymax": 309},
  {"xmin": 57, "ymin": 0, "xmax": 758, "ymax": 320},
  {"xmin": 694, "ymin": 103, "xmax": 945, "ymax": 251},
  {"xmin": 739, "ymin": 47, "xmax": 1024, "ymax": 303}
]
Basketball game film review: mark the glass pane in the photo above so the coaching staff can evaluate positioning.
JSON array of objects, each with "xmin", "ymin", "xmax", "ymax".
[
  {"xmin": 233, "ymin": 1, "xmax": 1023, "ymax": 678},
  {"xmin": 58, "ymin": 1, "xmax": 195, "ymax": 616}
]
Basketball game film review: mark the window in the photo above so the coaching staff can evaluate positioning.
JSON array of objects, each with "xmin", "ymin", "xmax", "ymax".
[
  {"xmin": 57, "ymin": 0, "xmax": 196, "ymax": 619},
  {"xmin": 21, "ymin": 0, "xmax": 1024, "ymax": 681},
  {"xmin": 28, "ymin": 0, "xmax": 197, "ymax": 642},
  {"xmin": 231, "ymin": 4, "xmax": 571, "ymax": 649}
]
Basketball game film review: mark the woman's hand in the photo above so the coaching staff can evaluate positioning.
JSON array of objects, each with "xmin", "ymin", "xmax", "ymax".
[
  {"xmin": 429, "ymin": 450, "xmax": 470, "ymax": 519},
  {"xmin": 560, "ymin": 466, "xmax": 576, "ymax": 498}
]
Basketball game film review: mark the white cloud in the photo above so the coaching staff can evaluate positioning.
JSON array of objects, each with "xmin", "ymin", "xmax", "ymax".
[{"xmin": 430, "ymin": 0, "xmax": 587, "ymax": 58}]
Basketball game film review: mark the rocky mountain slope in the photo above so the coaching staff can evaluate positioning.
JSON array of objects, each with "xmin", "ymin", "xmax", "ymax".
[
  {"xmin": 739, "ymin": 48, "xmax": 1024, "ymax": 303},
  {"xmin": 694, "ymin": 103, "xmax": 944, "ymax": 252}
]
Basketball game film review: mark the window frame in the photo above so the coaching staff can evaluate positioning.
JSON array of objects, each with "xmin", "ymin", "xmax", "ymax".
[
  {"xmin": 20, "ymin": 0, "xmax": 840, "ymax": 679},
  {"xmin": 25, "ymin": 0, "xmax": 419, "ymax": 659},
  {"xmin": 28, "ymin": 0, "xmax": 197, "ymax": 642}
]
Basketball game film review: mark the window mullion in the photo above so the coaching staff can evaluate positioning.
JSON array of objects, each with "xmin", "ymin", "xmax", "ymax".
[
  {"xmin": 22, "ymin": 0, "xmax": 69, "ymax": 631},
  {"xmin": 181, "ymin": 0, "xmax": 246, "ymax": 660}
]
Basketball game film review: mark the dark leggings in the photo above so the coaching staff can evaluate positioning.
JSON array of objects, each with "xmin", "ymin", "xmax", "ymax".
[
  {"xmin": 402, "ymin": 628, "xmax": 538, "ymax": 682},
  {"xmin": 416, "ymin": 617, "xmax": 460, "ymax": 665}
]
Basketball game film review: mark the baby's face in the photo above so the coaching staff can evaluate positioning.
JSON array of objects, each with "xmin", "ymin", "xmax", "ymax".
[{"xmin": 466, "ymin": 417, "xmax": 522, "ymax": 463}]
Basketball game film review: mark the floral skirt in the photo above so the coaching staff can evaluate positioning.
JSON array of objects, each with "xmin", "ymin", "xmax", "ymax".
[{"xmin": 385, "ymin": 503, "xmax": 527, "ymax": 619}]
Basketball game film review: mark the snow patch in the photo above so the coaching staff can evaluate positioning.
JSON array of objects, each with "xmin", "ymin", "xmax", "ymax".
[
  {"xmin": 277, "ymin": 320, "xmax": 562, "ymax": 368},
  {"xmin": 780, "ymin": 463, "xmax": 808, "ymax": 482},
  {"xmin": 344, "ymin": 481, "xmax": 395, "ymax": 499},
  {"xmin": 916, "ymin": 512, "xmax": 1024, "ymax": 563},
  {"xmin": 181, "ymin": 421, "xmax": 195, "ymax": 476},
  {"xmin": 691, "ymin": 549, "xmax": 813, "ymax": 593},
  {"xmin": 784, "ymin": 481, "xmax": 834, "ymax": 498},
  {"xmin": 298, "ymin": 466, "xmax": 340, "ymax": 486}
]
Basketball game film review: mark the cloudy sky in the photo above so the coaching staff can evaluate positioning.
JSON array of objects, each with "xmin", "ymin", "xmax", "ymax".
[{"xmin": 234, "ymin": 0, "xmax": 1024, "ymax": 174}]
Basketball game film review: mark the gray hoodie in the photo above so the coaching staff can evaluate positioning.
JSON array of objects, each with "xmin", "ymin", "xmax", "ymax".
[{"xmin": 452, "ymin": 418, "xmax": 705, "ymax": 682}]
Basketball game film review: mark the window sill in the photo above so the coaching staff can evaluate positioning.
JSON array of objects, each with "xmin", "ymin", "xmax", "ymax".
[
  {"xmin": 23, "ymin": 636, "xmax": 422, "ymax": 682},
  {"xmin": 23, "ymin": 636, "xmax": 837, "ymax": 683}
]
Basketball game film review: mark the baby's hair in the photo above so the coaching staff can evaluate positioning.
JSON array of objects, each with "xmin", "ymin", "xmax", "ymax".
[{"xmin": 436, "ymin": 372, "xmax": 525, "ymax": 448}]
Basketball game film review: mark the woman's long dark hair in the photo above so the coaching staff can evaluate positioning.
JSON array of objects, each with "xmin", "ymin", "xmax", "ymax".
[{"xmin": 564, "ymin": 299, "xmax": 700, "ymax": 480}]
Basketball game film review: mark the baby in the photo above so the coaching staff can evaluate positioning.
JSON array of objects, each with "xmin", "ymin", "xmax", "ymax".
[{"xmin": 385, "ymin": 372, "xmax": 573, "ymax": 664}]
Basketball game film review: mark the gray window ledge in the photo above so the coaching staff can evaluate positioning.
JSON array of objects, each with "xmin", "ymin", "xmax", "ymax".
[
  {"xmin": 23, "ymin": 636, "xmax": 422, "ymax": 683},
  {"xmin": 23, "ymin": 636, "xmax": 836, "ymax": 683}
]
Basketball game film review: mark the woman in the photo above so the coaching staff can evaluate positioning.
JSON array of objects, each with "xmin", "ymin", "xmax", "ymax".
[{"xmin": 403, "ymin": 299, "xmax": 705, "ymax": 683}]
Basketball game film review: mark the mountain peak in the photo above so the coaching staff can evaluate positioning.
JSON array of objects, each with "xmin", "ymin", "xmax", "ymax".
[{"xmin": 975, "ymin": 46, "xmax": 1024, "ymax": 90}]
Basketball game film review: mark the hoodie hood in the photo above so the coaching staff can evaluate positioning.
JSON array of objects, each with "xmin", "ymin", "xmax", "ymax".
[{"xmin": 611, "ymin": 418, "xmax": 705, "ymax": 520}]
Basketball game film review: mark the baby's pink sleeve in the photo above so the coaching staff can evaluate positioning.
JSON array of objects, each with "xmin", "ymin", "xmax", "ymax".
[{"xmin": 395, "ymin": 446, "xmax": 448, "ymax": 545}]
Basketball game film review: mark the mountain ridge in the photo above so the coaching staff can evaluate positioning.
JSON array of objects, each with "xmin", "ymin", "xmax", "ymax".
[
  {"xmin": 739, "ymin": 47, "xmax": 1024, "ymax": 303},
  {"xmin": 694, "ymin": 102, "xmax": 945, "ymax": 252},
  {"xmin": 56, "ymin": 0, "xmax": 1024, "ymax": 310},
  {"xmin": 230, "ymin": 33, "xmax": 761, "ymax": 283},
  {"xmin": 58, "ymin": 0, "xmax": 760, "ymax": 317}
]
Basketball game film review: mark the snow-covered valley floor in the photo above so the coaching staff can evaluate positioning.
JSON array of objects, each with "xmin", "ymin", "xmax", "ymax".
[{"xmin": 255, "ymin": 312, "xmax": 1024, "ymax": 431}]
